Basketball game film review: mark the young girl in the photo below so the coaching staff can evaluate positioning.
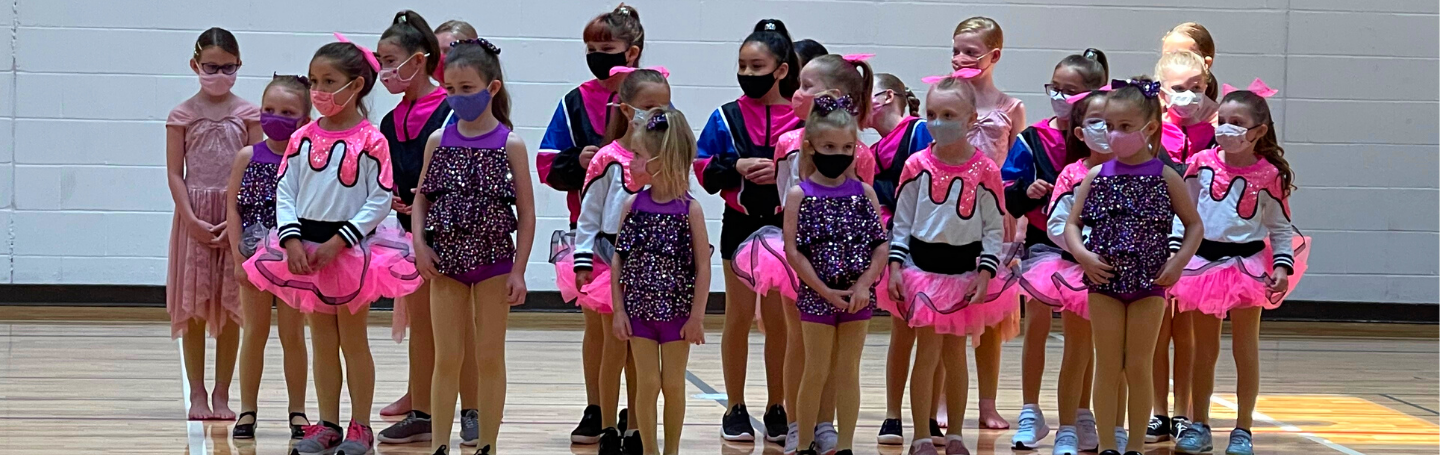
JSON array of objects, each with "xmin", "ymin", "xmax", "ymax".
[
  {"xmin": 878, "ymin": 77, "xmax": 1019, "ymax": 455},
  {"xmin": 430, "ymin": 20, "xmax": 479, "ymax": 84},
  {"xmin": 794, "ymin": 39, "xmax": 828, "ymax": 69},
  {"xmin": 950, "ymin": 16, "xmax": 1026, "ymax": 428},
  {"xmin": 784, "ymin": 93, "xmax": 888, "ymax": 455},
  {"xmin": 243, "ymin": 35, "xmax": 422, "ymax": 455},
  {"xmin": 1063, "ymin": 77, "xmax": 1203, "ymax": 455},
  {"xmin": 695, "ymin": 18, "xmax": 803, "ymax": 443},
  {"xmin": 563, "ymin": 68, "xmax": 673, "ymax": 455},
  {"xmin": 610, "ymin": 107, "xmax": 710, "ymax": 455},
  {"xmin": 1170, "ymin": 81, "xmax": 1308, "ymax": 455},
  {"xmin": 1162, "ymin": 23, "xmax": 1220, "ymax": 102},
  {"xmin": 868, "ymin": 73, "xmax": 936, "ymax": 446},
  {"xmin": 166, "ymin": 27, "xmax": 260, "ymax": 421},
  {"xmin": 1000, "ymin": 48, "xmax": 1109, "ymax": 450},
  {"xmin": 411, "ymin": 38, "xmax": 535, "ymax": 455},
  {"xmin": 535, "ymin": 6, "xmax": 645, "ymax": 442},
  {"xmin": 227, "ymin": 74, "xmax": 310, "ymax": 440}
]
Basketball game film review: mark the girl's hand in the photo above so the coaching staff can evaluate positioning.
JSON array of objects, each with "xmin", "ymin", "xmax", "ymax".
[
  {"xmin": 1026, "ymin": 180, "xmax": 1055, "ymax": 199},
  {"xmin": 391, "ymin": 196, "xmax": 411, "ymax": 215},
  {"xmin": 232, "ymin": 260, "xmax": 249, "ymax": 283},
  {"xmin": 737, "ymin": 158, "xmax": 776, "ymax": 184},
  {"xmin": 188, "ymin": 218, "xmax": 218, "ymax": 245},
  {"xmin": 414, "ymin": 244, "xmax": 440, "ymax": 280},
  {"xmin": 887, "ymin": 264, "xmax": 905, "ymax": 302},
  {"xmin": 506, "ymin": 270, "xmax": 528, "ymax": 306},
  {"xmin": 576, "ymin": 270, "xmax": 593, "ymax": 288},
  {"xmin": 968, "ymin": 273, "xmax": 991, "ymax": 306},
  {"xmin": 682, "ymin": 315, "xmax": 706, "ymax": 345},
  {"xmin": 307, "ymin": 237, "xmax": 345, "ymax": 271},
  {"xmin": 612, "ymin": 311, "xmax": 632, "ymax": 341},
  {"xmin": 283, "ymin": 239, "xmax": 312, "ymax": 275},
  {"xmin": 579, "ymin": 146, "xmax": 600, "ymax": 169},
  {"xmin": 1076, "ymin": 251, "xmax": 1114, "ymax": 285},
  {"xmin": 1268, "ymin": 268, "xmax": 1290, "ymax": 293},
  {"xmin": 209, "ymin": 221, "xmax": 229, "ymax": 249},
  {"xmin": 848, "ymin": 279, "xmax": 874, "ymax": 314},
  {"xmin": 822, "ymin": 286, "xmax": 854, "ymax": 311},
  {"xmin": 1154, "ymin": 257, "xmax": 1185, "ymax": 287}
]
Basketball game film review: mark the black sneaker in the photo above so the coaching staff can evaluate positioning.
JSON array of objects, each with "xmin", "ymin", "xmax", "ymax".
[
  {"xmin": 797, "ymin": 441, "xmax": 820, "ymax": 455},
  {"xmin": 432, "ymin": 445, "xmax": 448, "ymax": 455},
  {"xmin": 618, "ymin": 408, "xmax": 629, "ymax": 433},
  {"xmin": 572, "ymin": 404, "xmax": 604, "ymax": 444},
  {"xmin": 377, "ymin": 410, "xmax": 432, "ymax": 444},
  {"xmin": 721, "ymin": 404, "xmax": 756, "ymax": 441},
  {"xmin": 877, "ymin": 418, "xmax": 904, "ymax": 445},
  {"xmin": 1171, "ymin": 416, "xmax": 1191, "ymax": 442},
  {"xmin": 836, "ymin": 451, "xmax": 854, "ymax": 455},
  {"xmin": 598, "ymin": 427, "xmax": 623, "ymax": 455},
  {"xmin": 929, "ymin": 418, "xmax": 944, "ymax": 443},
  {"xmin": 1100, "ymin": 451, "xmax": 1121, "ymax": 455},
  {"xmin": 1145, "ymin": 414, "xmax": 1170, "ymax": 443},
  {"xmin": 763, "ymin": 404, "xmax": 787, "ymax": 443},
  {"xmin": 623, "ymin": 429, "xmax": 642, "ymax": 455}
]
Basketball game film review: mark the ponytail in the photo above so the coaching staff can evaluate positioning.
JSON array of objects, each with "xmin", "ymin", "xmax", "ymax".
[
  {"xmin": 876, "ymin": 73, "xmax": 920, "ymax": 117},
  {"xmin": 635, "ymin": 107, "xmax": 696, "ymax": 201},
  {"xmin": 744, "ymin": 19, "xmax": 800, "ymax": 98},
  {"xmin": 381, "ymin": 10, "xmax": 441, "ymax": 76}
]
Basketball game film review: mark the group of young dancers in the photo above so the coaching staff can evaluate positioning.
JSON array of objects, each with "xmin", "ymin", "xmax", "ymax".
[{"xmin": 165, "ymin": 6, "xmax": 1308, "ymax": 455}]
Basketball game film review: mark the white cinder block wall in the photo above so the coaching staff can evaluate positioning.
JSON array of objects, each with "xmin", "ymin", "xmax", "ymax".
[{"xmin": 1, "ymin": 0, "xmax": 1436, "ymax": 303}]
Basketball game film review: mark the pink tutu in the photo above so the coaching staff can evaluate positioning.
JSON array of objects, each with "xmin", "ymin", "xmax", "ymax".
[
  {"xmin": 550, "ymin": 230, "xmax": 615, "ymax": 314},
  {"xmin": 243, "ymin": 222, "xmax": 422, "ymax": 316},
  {"xmin": 1018, "ymin": 245, "xmax": 1092, "ymax": 320},
  {"xmin": 731, "ymin": 226, "xmax": 799, "ymax": 301},
  {"xmin": 878, "ymin": 264, "xmax": 1021, "ymax": 341},
  {"xmin": 1170, "ymin": 235, "xmax": 1311, "ymax": 317}
]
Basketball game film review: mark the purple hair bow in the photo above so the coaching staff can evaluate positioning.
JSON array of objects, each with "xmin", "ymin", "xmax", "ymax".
[
  {"xmin": 1109, "ymin": 79, "xmax": 1161, "ymax": 98},
  {"xmin": 813, "ymin": 94, "xmax": 859, "ymax": 117},
  {"xmin": 646, "ymin": 112, "xmax": 669, "ymax": 131},
  {"xmin": 451, "ymin": 38, "xmax": 502, "ymax": 55}
]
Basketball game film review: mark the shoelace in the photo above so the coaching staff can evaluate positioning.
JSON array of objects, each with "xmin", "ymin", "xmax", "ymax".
[
  {"xmin": 1016, "ymin": 416, "xmax": 1038, "ymax": 434},
  {"xmin": 346, "ymin": 423, "xmax": 374, "ymax": 443},
  {"xmin": 301, "ymin": 424, "xmax": 333, "ymax": 440},
  {"xmin": 1147, "ymin": 418, "xmax": 1164, "ymax": 431}
]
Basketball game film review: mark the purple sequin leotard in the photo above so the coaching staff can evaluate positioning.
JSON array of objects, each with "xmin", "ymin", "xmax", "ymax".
[
  {"xmin": 1080, "ymin": 158, "xmax": 1175, "ymax": 301},
  {"xmin": 615, "ymin": 189, "xmax": 697, "ymax": 322},
  {"xmin": 237, "ymin": 141, "xmax": 281, "ymax": 231},
  {"xmin": 419, "ymin": 123, "xmax": 517, "ymax": 282},
  {"xmin": 794, "ymin": 178, "xmax": 887, "ymax": 319}
]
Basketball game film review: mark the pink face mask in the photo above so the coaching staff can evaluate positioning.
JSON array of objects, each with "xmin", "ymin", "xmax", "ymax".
[
  {"xmin": 790, "ymin": 89, "xmax": 815, "ymax": 117},
  {"xmin": 311, "ymin": 79, "xmax": 357, "ymax": 117},
  {"xmin": 1106, "ymin": 123, "xmax": 1151, "ymax": 159},
  {"xmin": 379, "ymin": 53, "xmax": 423, "ymax": 95},
  {"xmin": 198, "ymin": 72, "xmax": 236, "ymax": 96}
]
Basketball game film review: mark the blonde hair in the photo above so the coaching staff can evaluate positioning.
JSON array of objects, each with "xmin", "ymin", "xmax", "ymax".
[
  {"xmin": 1162, "ymin": 22, "xmax": 1215, "ymax": 60},
  {"xmin": 634, "ymin": 107, "xmax": 695, "ymax": 201},
  {"xmin": 927, "ymin": 76, "xmax": 978, "ymax": 118},
  {"xmin": 799, "ymin": 91, "xmax": 861, "ymax": 180},
  {"xmin": 954, "ymin": 16, "xmax": 1004, "ymax": 49},
  {"xmin": 1154, "ymin": 50, "xmax": 1210, "ymax": 86}
]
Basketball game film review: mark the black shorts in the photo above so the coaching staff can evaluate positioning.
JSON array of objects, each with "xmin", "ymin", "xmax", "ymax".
[{"xmin": 719, "ymin": 207, "xmax": 782, "ymax": 260}]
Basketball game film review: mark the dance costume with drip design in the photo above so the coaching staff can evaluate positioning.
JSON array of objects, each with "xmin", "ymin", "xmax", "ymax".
[
  {"xmin": 552, "ymin": 141, "xmax": 647, "ymax": 313},
  {"xmin": 166, "ymin": 94, "xmax": 258, "ymax": 338},
  {"xmin": 1017, "ymin": 160, "xmax": 1094, "ymax": 318},
  {"xmin": 792, "ymin": 179, "xmax": 887, "ymax": 326},
  {"xmin": 876, "ymin": 148, "xmax": 1021, "ymax": 339},
  {"xmin": 615, "ymin": 189, "xmax": 701, "ymax": 343},
  {"xmin": 419, "ymin": 123, "xmax": 517, "ymax": 285},
  {"xmin": 1168, "ymin": 148, "xmax": 1308, "ymax": 316},
  {"xmin": 1079, "ymin": 158, "xmax": 1174, "ymax": 302}
]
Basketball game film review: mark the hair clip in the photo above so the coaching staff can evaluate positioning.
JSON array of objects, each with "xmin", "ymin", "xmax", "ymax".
[
  {"xmin": 1222, "ymin": 78, "xmax": 1277, "ymax": 98},
  {"xmin": 272, "ymin": 72, "xmax": 312, "ymax": 87},
  {"xmin": 333, "ymin": 32, "xmax": 381, "ymax": 73},
  {"xmin": 616, "ymin": 4, "xmax": 630, "ymax": 14},
  {"xmin": 398, "ymin": 14, "xmax": 407, "ymax": 23},
  {"xmin": 813, "ymin": 94, "xmax": 859, "ymax": 117},
  {"xmin": 763, "ymin": 22, "xmax": 777, "ymax": 31},
  {"xmin": 646, "ymin": 112, "xmax": 669, "ymax": 131},
  {"xmin": 1109, "ymin": 78, "xmax": 1161, "ymax": 98},
  {"xmin": 609, "ymin": 65, "xmax": 670, "ymax": 79},
  {"xmin": 451, "ymin": 38, "xmax": 502, "ymax": 55},
  {"xmin": 841, "ymin": 53, "xmax": 873, "ymax": 64}
]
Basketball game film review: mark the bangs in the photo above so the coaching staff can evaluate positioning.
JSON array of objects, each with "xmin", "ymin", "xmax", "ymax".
[{"xmin": 582, "ymin": 18, "xmax": 615, "ymax": 43}]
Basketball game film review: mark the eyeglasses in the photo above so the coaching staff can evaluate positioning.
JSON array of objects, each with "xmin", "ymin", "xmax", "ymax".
[
  {"xmin": 1044, "ymin": 84, "xmax": 1084, "ymax": 99},
  {"xmin": 200, "ymin": 63, "xmax": 240, "ymax": 75}
]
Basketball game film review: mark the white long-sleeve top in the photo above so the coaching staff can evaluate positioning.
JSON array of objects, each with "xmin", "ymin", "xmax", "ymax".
[
  {"xmin": 275, "ymin": 121, "xmax": 394, "ymax": 247},
  {"xmin": 572, "ymin": 141, "xmax": 645, "ymax": 271},
  {"xmin": 1172, "ymin": 148, "xmax": 1297, "ymax": 271},
  {"xmin": 1045, "ymin": 160, "xmax": 1095, "ymax": 251},
  {"xmin": 889, "ymin": 148, "xmax": 1007, "ymax": 275}
]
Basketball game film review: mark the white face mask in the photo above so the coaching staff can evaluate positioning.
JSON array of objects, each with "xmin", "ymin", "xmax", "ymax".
[
  {"xmin": 1166, "ymin": 89, "xmax": 1212, "ymax": 120},
  {"xmin": 1048, "ymin": 87, "xmax": 1073, "ymax": 119},
  {"xmin": 1214, "ymin": 123, "xmax": 1254, "ymax": 153},
  {"xmin": 1082, "ymin": 118, "xmax": 1110, "ymax": 153}
]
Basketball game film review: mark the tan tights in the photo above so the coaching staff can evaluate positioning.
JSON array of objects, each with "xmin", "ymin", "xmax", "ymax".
[
  {"xmin": 795, "ymin": 320, "xmax": 868, "ymax": 451},
  {"xmin": 403, "ymin": 283, "xmax": 480, "ymax": 416},
  {"xmin": 884, "ymin": 319, "xmax": 944, "ymax": 421},
  {"xmin": 1020, "ymin": 299, "xmax": 1052, "ymax": 405},
  {"xmin": 909, "ymin": 327, "xmax": 960, "ymax": 442},
  {"xmin": 309, "ymin": 306, "xmax": 374, "ymax": 426},
  {"xmin": 1154, "ymin": 301, "xmax": 1195, "ymax": 417},
  {"xmin": 784, "ymin": 302, "xmax": 837, "ymax": 426},
  {"xmin": 630, "ymin": 338, "xmax": 691, "ymax": 455},
  {"xmin": 1190, "ymin": 306, "xmax": 1262, "ymax": 429},
  {"xmin": 1059, "ymin": 311, "xmax": 1129, "ymax": 427},
  {"xmin": 720, "ymin": 263, "xmax": 787, "ymax": 409},
  {"xmin": 237, "ymin": 283, "xmax": 307, "ymax": 419},
  {"xmin": 599, "ymin": 312, "xmax": 639, "ymax": 428},
  {"xmin": 1090, "ymin": 294, "xmax": 1166, "ymax": 452},
  {"xmin": 430, "ymin": 275, "xmax": 510, "ymax": 451}
]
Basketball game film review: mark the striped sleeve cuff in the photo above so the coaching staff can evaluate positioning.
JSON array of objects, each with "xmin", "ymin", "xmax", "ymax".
[
  {"xmin": 1272, "ymin": 253, "xmax": 1295, "ymax": 274},
  {"xmin": 278, "ymin": 223, "xmax": 302, "ymax": 244},
  {"xmin": 977, "ymin": 254, "xmax": 1000, "ymax": 275},
  {"xmin": 337, "ymin": 222, "xmax": 363, "ymax": 248},
  {"xmin": 572, "ymin": 252, "xmax": 594, "ymax": 272},
  {"xmin": 888, "ymin": 245, "xmax": 910, "ymax": 265},
  {"xmin": 1168, "ymin": 236, "xmax": 1183, "ymax": 253}
]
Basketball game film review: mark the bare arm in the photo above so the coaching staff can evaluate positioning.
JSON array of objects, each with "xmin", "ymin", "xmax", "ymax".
[
  {"xmin": 1007, "ymin": 99, "xmax": 1027, "ymax": 153},
  {"xmin": 410, "ymin": 132, "xmax": 442, "ymax": 251},
  {"xmin": 166, "ymin": 126, "xmax": 207, "ymax": 238},
  {"xmin": 225, "ymin": 147, "xmax": 253, "ymax": 263},
  {"xmin": 1163, "ymin": 166, "xmax": 1203, "ymax": 266},
  {"xmin": 507, "ymin": 133, "xmax": 537, "ymax": 273},
  {"xmin": 688, "ymin": 201, "xmax": 712, "ymax": 319},
  {"xmin": 857, "ymin": 183, "xmax": 889, "ymax": 286},
  {"xmin": 610, "ymin": 197, "xmax": 635, "ymax": 318},
  {"xmin": 245, "ymin": 119, "xmax": 263, "ymax": 145}
]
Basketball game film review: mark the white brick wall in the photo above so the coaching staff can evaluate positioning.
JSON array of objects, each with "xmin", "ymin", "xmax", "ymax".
[{"xmin": 3, "ymin": 0, "xmax": 1436, "ymax": 303}]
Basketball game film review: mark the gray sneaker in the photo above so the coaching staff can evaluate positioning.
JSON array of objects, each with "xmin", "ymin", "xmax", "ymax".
[
  {"xmin": 1174, "ymin": 422, "xmax": 1213, "ymax": 454},
  {"xmin": 815, "ymin": 422, "xmax": 838, "ymax": 454},
  {"xmin": 784, "ymin": 421, "xmax": 799, "ymax": 454},
  {"xmin": 335, "ymin": 421, "xmax": 375, "ymax": 455},
  {"xmin": 293, "ymin": 422, "xmax": 343, "ymax": 455},
  {"xmin": 1225, "ymin": 429, "xmax": 1254, "ymax": 455},
  {"xmin": 459, "ymin": 409, "xmax": 480, "ymax": 447},
  {"xmin": 377, "ymin": 411, "xmax": 432, "ymax": 444}
]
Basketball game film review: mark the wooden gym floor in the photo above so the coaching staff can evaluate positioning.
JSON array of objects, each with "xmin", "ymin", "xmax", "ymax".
[{"xmin": 0, "ymin": 307, "xmax": 1434, "ymax": 454}]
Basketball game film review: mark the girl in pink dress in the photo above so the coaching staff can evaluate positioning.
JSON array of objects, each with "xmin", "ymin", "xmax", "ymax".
[{"xmin": 165, "ymin": 27, "xmax": 261, "ymax": 421}]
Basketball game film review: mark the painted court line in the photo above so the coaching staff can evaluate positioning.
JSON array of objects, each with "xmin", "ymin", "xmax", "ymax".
[
  {"xmin": 1210, "ymin": 395, "xmax": 1366, "ymax": 455},
  {"xmin": 177, "ymin": 339, "xmax": 207, "ymax": 455}
]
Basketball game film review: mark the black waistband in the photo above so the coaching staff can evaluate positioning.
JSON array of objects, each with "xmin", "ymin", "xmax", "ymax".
[
  {"xmin": 1196, "ymin": 239, "xmax": 1265, "ymax": 261},
  {"xmin": 299, "ymin": 219, "xmax": 369, "ymax": 243},
  {"xmin": 910, "ymin": 238, "xmax": 981, "ymax": 275}
]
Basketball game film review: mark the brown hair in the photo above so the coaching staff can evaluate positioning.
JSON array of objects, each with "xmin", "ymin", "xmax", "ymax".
[
  {"xmin": 381, "ymin": 10, "xmax": 442, "ymax": 76},
  {"xmin": 799, "ymin": 91, "xmax": 862, "ymax": 179},
  {"xmin": 445, "ymin": 39, "xmax": 513, "ymax": 129},
  {"xmin": 1221, "ymin": 90, "xmax": 1295, "ymax": 196},
  {"xmin": 875, "ymin": 73, "xmax": 920, "ymax": 117},
  {"xmin": 264, "ymin": 74, "xmax": 313, "ymax": 114},
  {"xmin": 634, "ymin": 107, "xmax": 696, "ymax": 201},
  {"xmin": 954, "ymin": 16, "xmax": 1004, "ymax": 49},
  {"xmin": 583, "ymin": 4, "xmax": 644, "ymax": 62},
  {"xmin": 313, "ymin": 42, "xmax": 378, "ymax": 118},
  {"xmin": 1107, "ymin": 76, "xmax": 1165, "ymax": 154},
  {"xmin": 1057, "ymin": 48, "xmax": 1109, "ymax": 90},
  {"xmin": 194, "ymin": 27, "xmax": 239, "ymax": 59},
  {"xmin": 434, "ymin": 20, "xmax": 478, "ymax": 40},
  {"xmin": 1163, "ymin": 22, "xmax": 1219, "ymax": 100},
  {"xmin": 603, "ymin": 69, "xmax": 670, "ymax": 143},
  {"xmin": 805, "ymin": 54, "xmax": 875, "ymax": 126},
  {"xmin": 1064, "ymin": 91, "xmax": 1107, "ymax": 165}
]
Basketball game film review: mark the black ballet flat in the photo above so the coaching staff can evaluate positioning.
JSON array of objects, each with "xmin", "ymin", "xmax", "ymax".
[
  {"xmin": 289, "ymin": 412, "xmax": 310, "ymax": 439},
  {"xmin": 232, "ymin": 411, "xmax": 257, "ymax": 440}
]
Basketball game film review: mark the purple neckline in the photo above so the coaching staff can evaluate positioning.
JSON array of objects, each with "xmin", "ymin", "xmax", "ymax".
[
  {"xmin": 444, "ymin": 123, "xmax": 510, "ymax": 148},
  {"xmin": 801, "ymin": 178, "xmax": 863, "ymax": 198},
  {"xmin": 251, "ymin": 141, "xmax": 282, "ymax": 165},
  {"xmin": 634, "ymin": 189, "xmax": 690, "ymax": 215},
  {"xmin": 1101, "ymin": 158, "xmax": 1164, "ymax": 176}
]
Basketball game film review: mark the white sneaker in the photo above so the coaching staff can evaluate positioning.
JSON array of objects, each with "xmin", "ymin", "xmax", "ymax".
[
  {"xmin": 1115, "ymin": 427, "xmax": 1129, "ymax": 452},
  {"xmin": 1010, "ymin": 404, "xmax": 1050, "ymax": 450},
  {"xmin": 1051, "ymin": 426, "xmax": 1080, "ymax": 455},
  {"xmin": 784, "ymin": 422, "xmax": 799, "ymax": 455},
  {"xmin": 1076, "ymin": 409, "xmax": 1099, "ymax": 451},
  {"xmin": 815, "ymin": 422, "xmax": 838, "ymax": 455}
]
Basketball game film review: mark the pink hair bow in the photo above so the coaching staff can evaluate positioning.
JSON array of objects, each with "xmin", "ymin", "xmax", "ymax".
[
  {"xmin": 1063, "ymin": 81, "xmax": 1116, "ymax": 104},
  {"xmin": 333, "ymin": 32, "xmax": 381, "ymax": 73},
  {"xmin": 841, "ymin": 53, "xmax": 873, "ymax": 64},
  {"xmin": 1222, "ymin": 78, "xmax": 1278, "ymax": 98},
  {"xmin": 609, "ymin": 65, "xmax": 671, "ymax": 78},
  {"xmin": 920, "ymin": 68, "xmax": 983, "ymax": 85}
]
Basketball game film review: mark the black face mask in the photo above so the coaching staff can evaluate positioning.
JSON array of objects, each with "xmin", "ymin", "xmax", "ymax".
[
  {"xmin": 812, "ymin": 152, "xmax": 855, "ymax": 179},
  {"xmin": 587, "ymin": 51, "xmax": 629, "ymax": 80},
  {"xmin": 737, "ymin": 71, "xmax": 777, "ymax": 99}
]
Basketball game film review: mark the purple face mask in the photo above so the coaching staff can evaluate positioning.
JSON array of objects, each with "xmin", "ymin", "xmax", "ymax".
[{"xmin": 260, "ymin": 112, "xmax": 302, "ymax": 141}]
